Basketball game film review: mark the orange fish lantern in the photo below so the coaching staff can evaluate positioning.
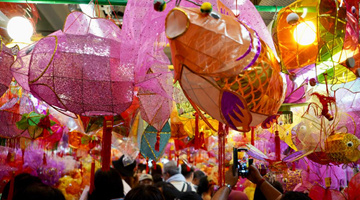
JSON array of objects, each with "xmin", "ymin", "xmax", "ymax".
[
  {"xmin": 272, "ymin": 0, "xmax": 360, "ymax": 84},
  {"xmin": 164, "ymin": 2, "xmax": 285, "ymax": 132}
]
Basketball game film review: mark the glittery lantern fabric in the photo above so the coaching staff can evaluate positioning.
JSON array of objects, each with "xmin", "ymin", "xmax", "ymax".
[
  {"xmin": 0, "ymin": 40, "xmax": 15, "ymax": 97},
  {"xmin": 0, "ymin": 111, "xmax": 27, "ymax": 138},
  {"xmin": 11, "ymin": 12, "xmax": 133, "ymax": 116}
]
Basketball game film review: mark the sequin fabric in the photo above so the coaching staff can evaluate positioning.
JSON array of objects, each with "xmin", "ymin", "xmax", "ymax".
[
  {"xmin": 0, "ymin": 41, "xmax": 15, "ymax": 97},
  {"xmin": 0, "ymin": 111, "xmax": 29, "ymax": 138},
  {"xmin": 11, "ymin": 12, "xmax": 134, "ymax": 116}
]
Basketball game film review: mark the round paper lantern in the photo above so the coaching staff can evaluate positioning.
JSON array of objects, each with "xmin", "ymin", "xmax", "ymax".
[
  {"xmin": 165, "ymin": 5, "xmax": 285, "ymax": 132},
  {"xmin": 11, "ymin": 12, "xmax": 134, "ymax": 116}
]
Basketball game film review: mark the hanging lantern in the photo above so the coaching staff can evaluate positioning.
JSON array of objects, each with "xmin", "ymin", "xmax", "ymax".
[
  {"xmin": 272, "ymin": 0, "xmax": 360, "ymax": 85},
  {"xmin": 140, "ymin": 122, "xmax": 171, "ymax": 161},
  {"xmin": 165, "ymin": 3, "xmax": 285, "ymax": 132},
  {"xmin": 11, "ymin": 11, "xmax": 134, "ymax": 116}
]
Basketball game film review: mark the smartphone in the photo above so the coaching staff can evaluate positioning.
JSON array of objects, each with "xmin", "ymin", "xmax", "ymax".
[{"xmin": 233, "ymin": 147, "xmax": 253, "ymax": 177}]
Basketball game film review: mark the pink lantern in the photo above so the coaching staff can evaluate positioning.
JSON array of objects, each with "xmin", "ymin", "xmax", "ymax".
[
  {"xmin": 11, "ymin": 12, "xmax": 134, "ymax": 116},
  {"xmin": 0, "ymin": 40, "xmax": 16, "ymax": 97}
]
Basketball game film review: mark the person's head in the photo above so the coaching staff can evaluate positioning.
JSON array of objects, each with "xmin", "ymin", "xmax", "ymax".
[
  {"xmin": 228, "ymin": 190, "xmax": 249, "ymax": 200},
  {"xmin": 181, "ymin": 164, "xmax": 194, "ymax": 182},
  {"xmin": 124, "ymin": 185, "xmax": 165, "ymax": 200},
  {"xmin": 112, "ymin": 155, "xmax": 137, "ymax": 187},
  {"xmin": 88, "ymin": 168, "xmax": 124, "ymax": 200},
  {"xmin": 277, "ymin": 191, "xmax": 312, "ymax": 200},
  {"xmin": 139, "ymin": 174, "xmax": 154, "ymax": 186},
  {"xmin": 163, "ymin": 161, "xmax": 180, "ymax": 180},
  {"xmin": 155, "ymin": 181, "xmax": 180, "ymax": 200},
  {"xmin": 151, "ymin": 164, "xmax": 163, "ymax": 183},
  {"xmin": 112, "ymin": 155, "xmax": 137, "ymax": 178},
  {"xmin": 137, "ymin": 163, "xmax": 147, "ymax": 174},
  {"xmin": 254, "ymin": 181, "xmax": 283, "ymax": 200},
  {"xmin": 197, "ymin": 176, "xmax": 215, "ymax": 197},
  {"xmin": 192, "ymin": 170, "xmax": 206, "ymax": 186},
  {"xmin": 151, "ymin": 164, "xmax": 163, "ymax": 176},
  {"xmin": 178, "ymin": 192, "xmax": 202, "ymax": 200},
  {"xmin": 13, "ymin": 183, "xmax": 65, "ymax": 200},
  {"xmin": 1, "ymin": 173, "xmax": 43, "ymax": 200}
]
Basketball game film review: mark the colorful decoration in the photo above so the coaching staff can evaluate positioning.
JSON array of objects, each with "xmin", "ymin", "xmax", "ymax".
[
  {"xmin": 272, "ymin": 0, "xmax": 360, "ymax": 84},
  {"xmin": 11, "ymin": 11, "xmax": 133, "ymax": 116},
  {"xmin": 16, "ymin": 110, "xmax": 60, "ymax": 139},
  {"xmin": 200, "ymin": 2, "xmax": 212, "ymax": 13},
  {"xmin": 140, "ymin": 121, "xmax": 171, "ymax": 161},
  {"xmin": 285, "ymin": 87, "xmax": 360, "ymax": 165},
  {"xmin": 165, "ymin": 3, "xmax": 285, "ymax": 132}
]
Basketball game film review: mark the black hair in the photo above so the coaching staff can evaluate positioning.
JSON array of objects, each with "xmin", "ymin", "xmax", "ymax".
[
  {"xmin": 178, "ymin": 191, "xmax": 202, "ymax": 200},
  {"xmin": 150, "ymin": 164, "xmax": 163, "ymax": 183},
  {"xmin": 280, "ymin": 191, "xmax": 312, "ymax": 200},
  {"xmin": 254, "ymin": 181, "xmax": 283, "ymax": 200},
  {"xmin": 138, "ymin": 163, "xmax": 147, "ymax": 173},
  {"xmin": 1, "ymin": 173, "xmax": 43, "ymax": 200},
  {"xmin": 193, "ymin": 171, "xmax": 205, "ymax": 181},
  {"xmin": 152, "ymin": 174, "xmax": 163, "ymax": 184},
  {"xmin": 124, "ymin": 185, "xmax": 165, "ymax": 200},
  {"xmin": 12, "ymin": 183, "xmax": 65, "ymax": 200},
  {"xmin": 151, "ymin": 164, "xmax": 163, "ymax": 176},
  {"xmin": 181, "ymin": 164, "xmax": 194, "ymax": 179},
  {"xmin": 197, "ymin": 176, "xmax": 210, "ymax": 196},
  {"xmin": 155, "ymin": 181, "xmax": 180, "ymax": 200},
  {"xmin": 88, "ymin": 168, "xmax": 124, "ymax": 200}
]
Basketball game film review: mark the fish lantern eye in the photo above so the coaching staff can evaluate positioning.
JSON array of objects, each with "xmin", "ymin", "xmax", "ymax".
[
  {"xmin": 286, "ymin": 13, "xmax": 299, "ymax": 25},
  {"xmin": 351, "ymin": 6, "xmax": 356, "ymax": 14},
  {"xmin": 347, "ymin": 141, "xmax": 354, "ymax": 147},
  {"xmin": 210, "ymin": 12, "xmax": 221, "ymax": 19}
]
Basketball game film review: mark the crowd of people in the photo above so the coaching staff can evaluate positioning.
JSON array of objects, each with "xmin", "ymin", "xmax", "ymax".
[{"xmin": 0, "ymin": 156, "xmax": 312, "ymax": 200}]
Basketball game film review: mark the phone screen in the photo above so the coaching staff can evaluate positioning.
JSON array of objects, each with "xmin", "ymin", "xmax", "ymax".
[{"xmin": 237, "ymin": 149, "xmax": 249, "ymax": 176}]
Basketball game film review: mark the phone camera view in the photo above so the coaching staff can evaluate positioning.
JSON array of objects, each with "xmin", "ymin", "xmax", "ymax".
[{"xmin": 233, "ymin": 147, "xmax": 250, "ymax": 177}]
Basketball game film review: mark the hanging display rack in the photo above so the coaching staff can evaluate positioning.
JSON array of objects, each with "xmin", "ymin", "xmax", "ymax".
[{"xmin": 0, "ymin": 0, "xmax": 285, "ymax": 12}]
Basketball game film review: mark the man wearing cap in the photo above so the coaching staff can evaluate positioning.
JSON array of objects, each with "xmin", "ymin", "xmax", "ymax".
[
  {"xmin": 112, "ymin": 155, "xmax": 137, "ymax": 195},
  {"xmin": 139, "ymin": 174, "xmax": 153, "ymax": 186},
  {"xmin": 163, "ymin": 161, "xmax": 196, "ymax": 192}
]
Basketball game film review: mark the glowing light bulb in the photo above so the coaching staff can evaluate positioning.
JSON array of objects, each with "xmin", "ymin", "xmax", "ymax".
[
  {"xmin": 7, "ymin": 17, "xmax": 33, "ymax": 42},
  {"xmin": 293, "ymin": 21, "xmax": 316, "ymax": 46}
]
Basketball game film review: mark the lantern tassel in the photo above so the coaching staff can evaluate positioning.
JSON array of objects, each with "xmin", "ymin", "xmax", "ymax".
[
  {"xmin": 194, "ymin": 112, "xmax": 200, "ymax": 149},
  {"xmin": 101, "ymin": 116, "xmax": 113, "ymax": 171},
  {"xmin": 275, "ymin": 131, "xmax": 281, "ymax": 161},
  {"xmin": 251, "ymin": 126, "xmax": 255, "ymax": 145},
  {"xmin": 8, "ymin": 171, "xmax": 15, "ymax": 200},
  {"xmin": 152, "ymin": 160, "xmax": 157, "ymax": 170},
  {"xmin": 155, "ymin": 131, "xmax": 160, "ymax": 151},
  {"xmin": 89, "ymin": 159, "xmax": 95, "ymax": 194},
  {"xmin": 43, "ymin": 152, "xmax": 47, "ymax": 165},
  {"xmin": 146, "ymin": 157, "xmax": 149, "ymax": 174}
]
